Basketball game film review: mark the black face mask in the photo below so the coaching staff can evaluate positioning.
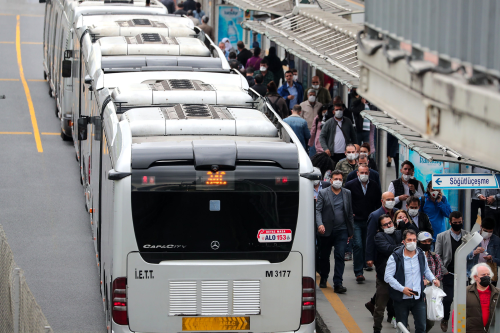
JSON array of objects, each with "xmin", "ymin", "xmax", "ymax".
[
  {"xmin": 419, "ymin": 243, "xmax": 431, "ymax": 252},
  {"xmin": 479, "ymin": 276, "xmax": 491, "ymax": 287},
  {"xmin": 451, "ymin": 223, "xmax": 463, "ymax": 231}
]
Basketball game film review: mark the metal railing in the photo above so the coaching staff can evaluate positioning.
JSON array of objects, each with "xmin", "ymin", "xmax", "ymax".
[{"xmin": 0, "ymin": 225, "xmax": 53, "ymax": 333}]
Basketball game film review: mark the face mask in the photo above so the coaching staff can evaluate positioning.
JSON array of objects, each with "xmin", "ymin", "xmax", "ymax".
[
  {"xmin": 331, "ymin": 180, "xmax": 342, "ymax": 189},
  {"xmin": 360, "ymin": 152, "xmax": 368, "ymax": 158},
  {"xmin": 308, "ymin": 96, "xmax": 316, "ymax": 103},
  {"xmin": 359, "ymin": 174, "xmax": 369, "ymax": 183},
  {"xmin": 405, "ymin": 242, "xmax": 417, "ymax": 252},
  {"xmin": 384, "ymin": 200, "xmax": 395, "ymax": 210},
  {"xmin": 430, "ymin": 190, "xmax": 439, "ymax": 199},
  {"xmin": 419, "ymin": 243, "xmax": 431, "ymax": 252},
  {"xmin": 355, "ymin": 153, "xmax": 360, "ymax": 159},
  {"xmin": 293, "ymin": 75, "xmax": 298, "ymax": 81},
  {"xmin": 313, "ymin": 180, "xmax": 320, "ymax": 186},
  {"xmin": 312, "ymin": 84, "xmax": 320, "ymax": 89},
  {"xmin": 335, "ymin": 110, "xmax": 343, "ymax": 118},
  {"xmin": 384, "ymin": 226, "xmax": 395, "ymax": 234},
  {"xmin": 451, "ymin": 223, "xmax": 463, "ymax": 231},
  {"xmin": 346, "ymin": 153, "xmax": 356, "ymax": 161},
  {"xmin": 402, "ymin": 174, "xmax": 411, "ymax": 182},
  {"xmin": 260, "ymin": 66, "xmax": 266, "ymax": 72},
  {"xmin": 481, "ymin": 231, "xmax": 493, "ymax": 239},
  {"xmin": 407, "ymin": 209, "xmax": 419, "ymax": 217},
  {"xmin": 479, "ymin": 276, "xmax": 491, "ymax": 287}
]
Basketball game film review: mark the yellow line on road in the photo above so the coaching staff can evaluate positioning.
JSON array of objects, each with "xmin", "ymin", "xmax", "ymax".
[
  {"xmin": 42, "ymin": 132, "xmax": 59, "ymax": 135},
  {"xmin": 22, "ymin": 42, "xmax": 42, "ymax": 45},
  {"xmin": 0, "ymin": 78, "xmax": 19, "ymax": 81},
  {"xmin": 0, "ymin": 132, "xmax": 32, "ymax": 135},
  {"xmin": 28, "ymin": 79, "xmax": 46, "ymax": 82},
  {"xmin": 0, "ymin": 13, "xmax": 43, "ymax": 17},
  {"xmin": 0, "ymin": 41, "xmax": 14, "ymax": 44},
  {"xmin": 316, "ymin": 274, "xmax": 363, "ymax": 333},
  {"xmin": 16, "ymin": 15, "xmax": 43, "ymax": 153}
]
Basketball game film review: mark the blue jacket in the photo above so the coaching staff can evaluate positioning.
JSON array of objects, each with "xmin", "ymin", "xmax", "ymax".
[
  {"xmin": 283, "ymin": 115, "xmax": 310, "ymax": 150},
  {"xmin": 278, "ymin": 82, "xmax": 304, "ymax": 109},
  {"xmin": 467, "ymin": 234, "xmax": 500, "ymax": 277},
  {"xmin": 422, "ymin": 193, "xmax": 452, "ymax": 241}
]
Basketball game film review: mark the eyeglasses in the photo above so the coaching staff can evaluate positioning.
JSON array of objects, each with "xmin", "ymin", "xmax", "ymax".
[{"xmin": 381, "ymin": 222, "xmax": 393, "ymax": 227}]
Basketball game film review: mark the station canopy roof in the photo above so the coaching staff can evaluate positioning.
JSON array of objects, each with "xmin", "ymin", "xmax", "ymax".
[
  {"xmin": 225, "ymin": 0, "xmax": 294, "ymax": 16},
  {"xmin": 242, "ymin": 7, "xmax": 361, "ymax": 87},
  {"xmin": 362, "ymin": 110, "xmax": 499, "ymax": 172}
]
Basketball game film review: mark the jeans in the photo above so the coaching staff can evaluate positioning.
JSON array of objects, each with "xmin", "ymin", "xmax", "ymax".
[
  {"xmin": 318, "ymin": 228, "xmax": 348, "ymax": 286},
  {"xmin": 393, "ymin": 298, "xmax": 427, "ymax": 333},
  {"xmin": 373, "ymin": 278, "xmax": 391, "ymax": 331},
  {"xmin": 442, "ymin": 273, "xmax": 454, "ymax": 320},
  {"xmin": 309, "ymin": 144, "xmax": 317, "ymax": 158},
  {"xmin": 352, "ymin": 220, "xmax": 367, "ymax": 276}
]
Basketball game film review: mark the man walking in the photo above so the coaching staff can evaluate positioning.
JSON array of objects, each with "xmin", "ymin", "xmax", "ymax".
[
  {"xmin": 319, "ymin": 102, "xmax": 357, "ymax": 166},
  {"xmin": 467, "ymin": 217, "xmax": 500, "ymax": 285},
  {"xmin": 300, "ymin": 89, "xmax": 322, "ymax": 130},
  {"xmin": 406, "ymin": 196, "xmax": 434, "ymax": 235},
  {"xmin": 476, "ymin": 186, "xmax": 500, "ymax": 236},
  {"xmin": 435, "ymin": 211, "xmax": 467, "ymax": 332},
  {"xmin": 236, "ymin": 41, "xmax": 252, "ymax": 70},
  {"xmin": 252, "ymin": 74, "xmax": 267, "ymax": 97},
  {"xmin": 199, "ymin": 16, "xmax": 214, "ymax": 41},
  {"xmin": 283, "ymin": 105, "xmax": 310, "ymax": 150},
  {"xmin": 385, "ymin": 229, "xmax": 440, "ymax": 333},
  {"xmin": 304, "ymin": 76, "xmax": 332, "ymax": 105},
  {"xmin": 316, "ymin": 170, "xmax": 354, "ymax": 293},
  {"xmin": 278, "ymin": 70, "xmax": 304, "ymax": 111},
  {"xmin": 388, "ymin": 160, "xmax": 425, "ymax": 210},
  {"xmin": 335, "ymin": 144, "xmax": 358, "ymax": 185},
  {"xmin": 345, "ymin": 164, "xmax": 382, "ymax": 283},
  {"xmin": 253, "ymin": 59, "xmax": 274, "ymax": 87}
]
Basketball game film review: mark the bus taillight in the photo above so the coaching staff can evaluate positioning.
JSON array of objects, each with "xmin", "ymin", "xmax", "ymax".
[
  {"xmin": 301, "ymin": 277, "xmax": 315, "ymax": 324},
  {"xmin": 112, "ymin": 277, "xmax": 128, "ymax": 325}
]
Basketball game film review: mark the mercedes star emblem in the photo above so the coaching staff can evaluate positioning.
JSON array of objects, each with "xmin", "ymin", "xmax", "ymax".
[{"xmin": 210, "ymin": 241, "xmax": 220, "ymax": 250}]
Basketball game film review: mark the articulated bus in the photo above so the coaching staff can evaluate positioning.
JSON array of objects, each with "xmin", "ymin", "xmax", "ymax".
[
  {"xmin": 78, "ymin": 81, "xmax": 317, "ymax": 332},
  {"xmin": 39, "ymin": 0, "xmax": 168, "ymax": 137}
]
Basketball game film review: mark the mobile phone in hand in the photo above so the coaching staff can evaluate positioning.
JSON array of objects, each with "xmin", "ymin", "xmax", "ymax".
[{"xmin": 410, "ymin": 290, "xmax": 419, "ymax": 296}]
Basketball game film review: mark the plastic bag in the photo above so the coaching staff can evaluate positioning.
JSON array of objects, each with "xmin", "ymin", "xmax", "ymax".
[{"xmin": 424, "ymin": 285, "xmax": 447, "ymax": 321}]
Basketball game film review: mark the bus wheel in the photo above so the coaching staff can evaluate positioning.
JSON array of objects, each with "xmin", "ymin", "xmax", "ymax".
[
  {"xmin": 61, "ymin": 130, "xmax": 71, "ymax": 141},
  {"xmin": 43, "ymin": 72, "xmax": 47, "ymax": 80},
  {"xmin": 55, "ymin": 105, "xmax": 59, "ymax": 118},
  {"xmin": 48, "ymin": 86, "xmax": 52, "ymax": 97}
]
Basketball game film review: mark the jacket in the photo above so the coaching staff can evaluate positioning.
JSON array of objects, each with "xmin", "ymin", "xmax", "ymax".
[
  {"xmin": 303, "ymin": 86, "xmax": 332, "ymax": 105},
  {"xmin": 435, "ymin": 229, "xmax": 469, "ymax": 274},
  {"xmin": 349, "ymin": 96, "xmax": 366, "ymax": 131},
  {"xmin": 466, "ymin": 283, "xmax": 499, "ymax": 333},
  {"xmin": 237, "ymin": 49, "xmax": 252, "ymax": 69},
  {"xmin": 199, "ymin": 23, "xmax": 214, "ymax": 41},
  {"xmin": 183, "ymin": 0, "xmax": 197, "ymax": 11},
  {"xmin": 283, "ymin": 115, "xmax": 310, "ymax": 150},
  {"xmin": 410, "ymin": 211, "xmax": 434, "ymax": 236},
  {"xmin": 278, "ymin": 82, "xmax": 304, "ymax": 109},
  {"xmin": 335, "ymin": 159, "xmax": 357, "ymax": 185},
  {"xmin": 266, "ymin": 94, "xmax": 289, "ymax": 119},
  {"xmin": 253, "ymin": 70, "xmax": 274, "ymax": 87},
  {"xmin": 300, "ymin": 101, "xmax": 323, "ymax": 129},
  {"xmin": 374, "ymin": 230, "xmax": 403, "ymax": 278},
  {"xmin": 252, "ymin": 83, "xmax": 267, "ymax": 97},
  {"xmin": 390, "ymin": 178, "xmax": 425, "ymax": 209},
  {"xmin": 346, "ymin": 168, "xmax": 381, "ymax": 191},
  {"xmin": 386, "ymin": 246, "xmax": 428, "ymax": 301},
  {"xmin": 467, "ymin": 233, "xmax": 500, "ymax": 277},
  {"xmin": 366, "ymin": 206, "xmax": 397, "ymax": 262},
  {"xmin": 319, "ymin": 117, "xmax": 357, "ymax": 154},
  {"xmin": 308, "ymin": 115, "xmax": 324, "ymax": 153},
  {"xmin": 423, "ymin": 193, "xmax": 453, "ymax": 240},
  {"xmin": 315, "ymin": 187, "xmax": 354, "ymax": 237},
  {"xmin": 344, "ymin": 178, "xmax": 382, "ymax": 222},
  {"xmin": 246, "ymin": 76, "xmax": 255, "ymax": 87},
  {"xmin": 246, "ymin": 56, "xmax": 261, "ymax": 70}
]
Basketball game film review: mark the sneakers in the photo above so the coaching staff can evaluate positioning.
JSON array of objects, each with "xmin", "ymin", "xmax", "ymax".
[
  {"xmin": 356, "ymin": 275, "xmax": 365, "ymax": 283},
  {"xmin": 334, "ymin": 285, "xmax": 347, "ymax": 293},
  {"xmin": 440, "ymin": 319, "xmax": 448, "ymax": 332},
  {"xmin": 344, "ymin": 252, "xmax": 352, "ymax": 261},
  {"xmin": 364, "ymin": 301, "xmax": 374, "ymax": 316},
  {"xmin": 364, "ymin": 266, "xmax": 374, "ymax": 271},
  {"xmin": 319, "ymin": 277, "xmax": 327, "ymax": 288},
  {"xmin": 391, "ymin": 317, "xmax": 397, "ymax": 329}
]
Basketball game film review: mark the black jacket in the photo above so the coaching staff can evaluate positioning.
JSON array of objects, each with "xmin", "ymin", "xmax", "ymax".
[
  {"xmin": 344, "ymin": 178, "xmax": 382, "ymax": 222},
  {"xmin": 183, "ymin": 0, "xmax": 197, "ymax": 11},
  {"xmin": 411, "ymin": 211, "xmax": 434, "ymax": 236},
  {"xmin": 374, "ymin": 230, "xmax": 403, "ymax": 278},
  {"xmin": 252, "ymin": 83, "xmax": 267, "ymax": 97},
  {"xmin": 350, "ymin": 96, "xmax": 366, "ymax": 131},
  {"xmin": 237, "ymin": 49, "xmax": 253, "ymax": 69}
]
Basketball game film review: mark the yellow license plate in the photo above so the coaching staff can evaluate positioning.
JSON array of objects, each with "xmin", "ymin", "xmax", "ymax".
[{"xmin": 182, "ymin": 317, "xmax": 250, "ymax": 331}]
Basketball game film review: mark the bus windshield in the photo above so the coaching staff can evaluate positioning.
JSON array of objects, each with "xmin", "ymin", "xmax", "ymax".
[{"xmin": 131, "ymin": 166, "xmax": 300, "ymax": 258}]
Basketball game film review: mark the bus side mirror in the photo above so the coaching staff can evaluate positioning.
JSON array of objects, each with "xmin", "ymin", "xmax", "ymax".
[
  {"xmin": 62, "ymin": 60, "xmax": 71, "ymax": 77},
  {"xmin": 78, "ymin": 117, "xmax": 88, "ymax": 141}
]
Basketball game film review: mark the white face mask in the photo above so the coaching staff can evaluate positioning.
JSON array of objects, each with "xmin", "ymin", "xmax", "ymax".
[
  {"xmin": 293, "ymin": 75, "xmax": 298, "ymax": 81},
  {"xmin": 355, "ymin": 152, "xmax": 360, "ymax": 159},
  {"xmin": 359, "ymin": 174, "xmax": 369, "ymax": 183},
  {"xmin": 408, "ymin": 209, "xmax": 419, "ymax": 217},
  {"xmin": 335, "ymin": 110, "xmax": 343, "ymax": 118},
  {"xmin": 331, "ymin": 180, "xmax": 342, "ymax": 189},
  {"xmin": 430, "ymin": 190, "xmax": 440, "ymax": 199},
  {"xmin": 384, "ymin": 200, "xmax": 395, "ymax": 210},
  {"xmin": 482, "ymin": 231, "xmax": 493, "ymax": 239},
  {"xmin": 260, "ymin": 66, "xmax": 267, "ymax": 72},
  {"xmin": 308, "ymin": 95, "xmax": 316, "ymax": 103},
  {"xmin": 360, "ymin": 152, "xmax": 369, "ymax": 158},
  {"xmin": 402, "ymin": 174, "xmax": 411, "ymax": 182},
  {"xmin": 384, "ymin": 226, "xmax": 395, "ymax": 234},
  {"xmin": 312, "ymin": 84, "xmax": 320, "ymax": 89},
  {"xmin": 405, "ymin": 242, "xmax": 417, "ymax": 252},
  {"xmin": 346, "ymin": 153, "xmax": 356, "ymax": 161}
]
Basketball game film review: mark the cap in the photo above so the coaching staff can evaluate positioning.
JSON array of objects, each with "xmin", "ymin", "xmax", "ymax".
[{"xmin": 417, "ymin": 231, "xmax": 432, "ymax": 242}]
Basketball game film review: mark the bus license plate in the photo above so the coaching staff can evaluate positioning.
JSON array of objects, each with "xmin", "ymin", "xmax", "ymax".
[{"xmin": 182, "ymin": 317, "xmax": 250, "ymax": 331}]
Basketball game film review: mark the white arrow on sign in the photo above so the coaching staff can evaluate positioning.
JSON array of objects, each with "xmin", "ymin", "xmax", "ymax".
[{"xmin": 432, "ymin": 174, "xmax": 499, "ymax": 189}]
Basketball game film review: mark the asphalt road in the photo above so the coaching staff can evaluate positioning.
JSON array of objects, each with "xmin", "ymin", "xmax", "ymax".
[{"xmin": 0, "ymin": 0, "xmax": 106, "ymax": 332}]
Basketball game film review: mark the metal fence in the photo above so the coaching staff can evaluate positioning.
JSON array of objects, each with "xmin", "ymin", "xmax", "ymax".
[
  {"xmin": 0, "ymin": 225, "xmax": 53, "ymax": 333},
  {"xmin": 364, "ymin": 0, "xmax": 500, "ymax": 77}
]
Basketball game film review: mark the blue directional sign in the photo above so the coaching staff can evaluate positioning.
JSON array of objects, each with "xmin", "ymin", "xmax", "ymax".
[{"xmin": 432, "ymin": 174, "xmax": 500, "ymax": 189}]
